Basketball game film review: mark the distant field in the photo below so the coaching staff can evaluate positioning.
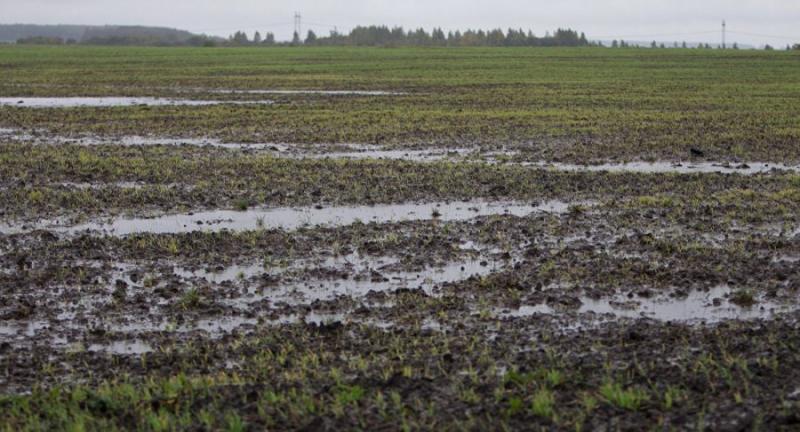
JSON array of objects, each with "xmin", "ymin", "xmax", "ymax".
[
  {"xmin": 1, "ymin": 45, "xmax": 799, "ymax": 161},
  {"xmin": 2, "ymin": 46, "xmax": 800, "ymax": 431}
]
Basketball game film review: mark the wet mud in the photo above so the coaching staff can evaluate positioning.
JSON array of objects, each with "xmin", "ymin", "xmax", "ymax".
[{"xmin": 3, "ymin": 121, "xmax": 800, "ymax": 430}]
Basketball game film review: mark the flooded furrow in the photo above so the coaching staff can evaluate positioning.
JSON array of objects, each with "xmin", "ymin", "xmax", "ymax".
[
  {"xmin": 234, "ymin": 257, "xmax": 505, "ymax": 307},
  {"xmin": 174, "ymin": 251, "xmax": 399, "ymax": 285},
  {"xmin": 208, "ymin": 89, "xmax": 405, "ymax": 96},
  {"xmin": 0, "ymin": 253, "xmax": 508, "ymax": 344},
  {"xmin": 2, "ymin": 83, "xmax": 406, "ymax": 97},
  {"xmin": 0, "ymin": 97, "xmax": 274, "ymax": 108},
  {"xmin": 524, "ymin": 161, "xmax": 800, "ymax": 175},
  {"xmin": 3, "ymin": 128, "xmax": 799, "ymax": 176},
  {"xmin": 0, "ymin": 199, "xmax": 577, "ymax": 236},
  {"xmin": 88, "ymin": 340, "xmax": 154, "ymax": 355},
  {"xmin": 497, "ymin": 285, "xmax": 790, "ymax": 324}
]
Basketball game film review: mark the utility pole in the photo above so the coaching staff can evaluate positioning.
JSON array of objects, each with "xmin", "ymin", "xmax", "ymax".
[
  {"xmin": 294, "ymin": 12, "xmax": 302, "ymax": 42},
  {"xmin": 722, "ymin": 20, "xmax": 726, "ymax": 49}
]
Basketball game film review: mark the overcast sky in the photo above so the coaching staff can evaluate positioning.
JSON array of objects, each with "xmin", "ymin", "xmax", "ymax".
[{"xmin": 2, "ymin": 0, "xmax": 798, "ymax": 46}]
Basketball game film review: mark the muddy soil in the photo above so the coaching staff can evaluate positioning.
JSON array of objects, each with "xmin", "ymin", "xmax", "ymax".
[{"xmin": 2, "ymin": 127, "xmax": 800, "ymax": 430}]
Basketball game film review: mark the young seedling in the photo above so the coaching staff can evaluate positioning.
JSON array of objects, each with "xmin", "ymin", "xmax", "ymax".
[
  {"xmin": 730, "ymin": 289, "xmax": 756, "ymax": 307},
  {"xmin": 599, "ymin": 381, "xmax": 648, "ymax": 411},
  {"xmin": 531, "ymin": 388, "xmax": 555, "ymax": 420}
]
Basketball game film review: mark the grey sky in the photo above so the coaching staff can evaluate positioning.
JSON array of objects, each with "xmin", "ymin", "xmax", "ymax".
[{"xmin": 2, "ymin": 0, "xmax": 798, "ymax": 46}]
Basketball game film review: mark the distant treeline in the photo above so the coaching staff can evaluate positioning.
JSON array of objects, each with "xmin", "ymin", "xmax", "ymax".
[
  {"xmin": 229, "ymin": 26, "xmax": 590, "ymax": 47},
  {"xmin": 0, "ymin": 24, "xmax": 87, "ymax": 42},
  {"xmin": 2, "ymin": 24, "xmax": 217, "ymax": 46},
  {"xmin": 4, "ymin": 23, "xmax": 799, "ymax": 49},
  {"xmin": 16, "ymin": 36, "xmax": 76, "ymax": 45},
  {"xmin": 8, "ymin": 24, "xmax": 591, "ymax": 47},
  {"xmin": 606, "ymin": 40, "xmax": 799, "ymax": 51},
  {"xmin": 80, "ymin": 26, "xmax": 205, "ymax": 46}
]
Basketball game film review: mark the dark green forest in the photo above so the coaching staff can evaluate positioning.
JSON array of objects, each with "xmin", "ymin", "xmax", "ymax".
[{"xmin": 235, "ymin": 26, "xmax": 590, "ymax": 47}]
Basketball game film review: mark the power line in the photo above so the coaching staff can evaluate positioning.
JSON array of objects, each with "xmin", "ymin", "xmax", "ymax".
[
  {"xmin": 304, "ymin": 21, "xmax": 340, "ymax": 29},
  {"xmin": 591, "ymin": 30, "xmax": 718, "ymax": 40},
  {"xmin": 193, "ymin": 22, "xmax": 294, "ymax": 33},
  {"xmin": 728, "ymin": 30, "xmax": 799, "ymax": 41},
  {"xmin": 592, "ymin": 25, "xmax": 799, "ymax": 46},
  {"xmin": 304, "ymin": 22, "xmax": 350, "ymax": 35}
]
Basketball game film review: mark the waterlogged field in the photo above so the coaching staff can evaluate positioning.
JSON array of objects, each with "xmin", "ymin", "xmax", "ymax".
[{"xmin": 1, "ymin": 45, "xmax": 800, "ymax": 430}]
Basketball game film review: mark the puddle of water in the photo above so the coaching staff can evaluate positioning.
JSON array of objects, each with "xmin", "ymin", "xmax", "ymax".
[
  {"xmin": 2, "ymin": 258, "xmax": 500, "ymax": 344},
  {"xmin": 4, "ymin": 127, "xmax": 799, "ymax": 176},
  {"xmin": 0, "ymin": 84, "xmax": 404, "ymax": 97},
  {"xmin": 187, "ymin": 317, "xmax": 259, "ymax": 334},
  {"xmin": 303, "ymin": 149, "xmax": 467, "ymax": 162},
  {"xmin": 8, "ymin": 199, "xmax": 574, "ymax": 236},
  {"xmin": 2, "ymin": 130, "xmax": 475, "ymax": 161},
  {"xmin": 88, "ymin": 340, "xmax": 153, "ymax": 355},
  {"xmin": 174, "ymin": 263, "xmax": 266, "ymax": 284},
  {"xmin": 114, "ymin": 312, "xmax": 391, "ymax": 338},
  {"xmin": 316, "ymin": 252, "xmax": 400, "ymax": 273},
  {"xmin": 0, "ymin": 320, "xmax": 50, "ymax": 338},
  {"xmin": 1, "ymin": 129, "xmax": 478, "ymax": 162},
  {"xmin": 458, "ymin": 241, "xmax": 481, "ymax": 251},
  {"xmin": 236, "ymin": 257, "xmax": 502, "ymax": 307},
  {"xmin": 773, "ymin": 255, "xmax": 800, "ymax": 264},
  {"xmin": 0, "ymin": 128, "xmax": 38, "ymax": 142},
  {"xmin": 106, "ymin": 316, "xmax": 258, "ymax": 336},
  {"xmin": 527, "ymin": 161, "xmax": 800, "ymax": 175},
  {"xmin": 221, "ymin": 310, "xmax": 391, "ymax": 330},
  {"xmin": 421, "ymin": 318, "xmax": 444, "ymax": 331},
  {"xmin": 0, "ymin": 129, "xmax": 288, "ymax": 150},
  {"xmin": 303, "ymin": 312, "xmax": 349, "ymax": 325},
  {"xmin": 209, "ymin": 89, "xmax": 403, "ymax": 96},
  {"xmin": 105, "ymin": 321, "xmax": 173, "ymax": 333},
  {"xmin": 497, "ymin": 304, "xmax": 554, "ymax": 318},
  {"xmin": 58, "ymin": 181, "xmax": 147, "ymax": 190},
  {"xmin": 60, "ymin": 135, "xmax": 289, "ymax": 150},
  {"xmin": 0, "ymin": 97, "xmax": 274, "ymax": 108},
  {"xmin": 173, "ymin": 251, "xmax": 398, "ymax": 285},
  {"xmin": 582, "ymin": 286, "xmax": 787, "ymax": 322},
  {"xmin": 500, "ymin": 285, "xmax": 790, "ymax": 324}
]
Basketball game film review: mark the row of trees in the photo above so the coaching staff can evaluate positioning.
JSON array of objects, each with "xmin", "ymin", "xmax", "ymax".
[
  {"xmin": 10, "ymin": 24, "xmax": 799, "ymax": 49},
  {"xmin": 16, "ymin": 35, "xmax": 217, "ymax": 46},
  {"xmin": 229, "ymin": 27, "xmax": 800, "ymax": 50},
  {"xmin": 12, "ymin": 25, "xmax": 213, "ymax": 46},
  {"xmin": 16, "ymin": 36, "xmax": 76, "ymax": 45},
  {"xmin": 230, "ymin": 31, "xmax": 276, "ymax": 45},
  {"xmin": 610, "ymin": 39, "xmax": 721, "ymax": 49},
  {"xmin": 644, "ymin": 41, "xmax": 738, "ymax": 49},
  {"xmin": 229, "ymin": 26, "xmax": 591, "ymax": 47},
  {"xmin": 611, "ymin": 40, "xmax": 798, "ymax": 50}
]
